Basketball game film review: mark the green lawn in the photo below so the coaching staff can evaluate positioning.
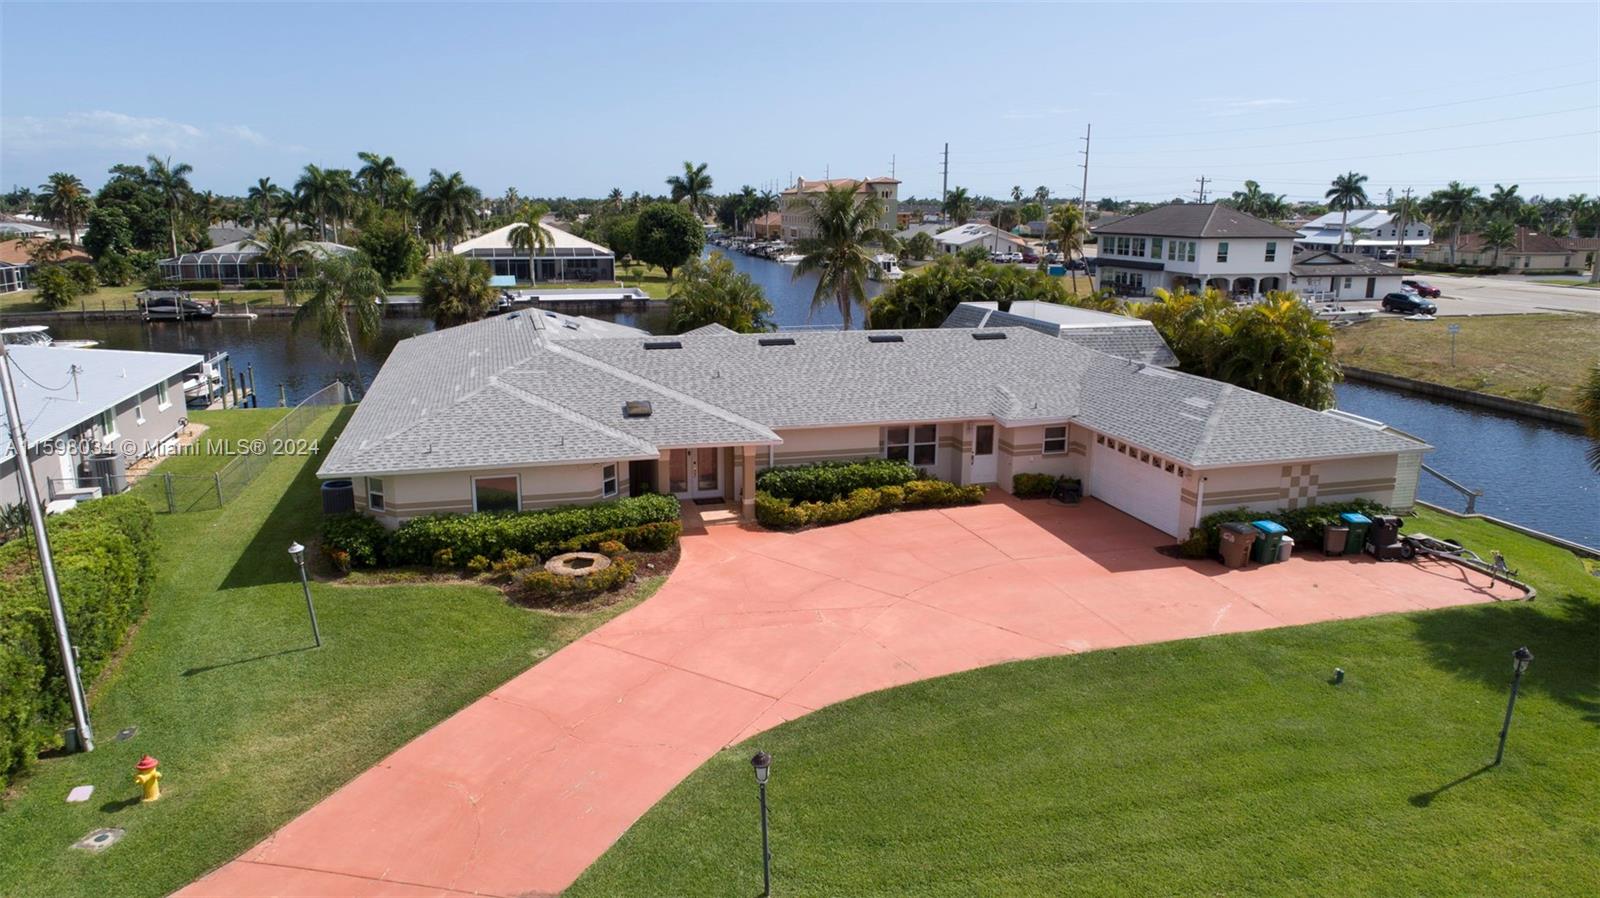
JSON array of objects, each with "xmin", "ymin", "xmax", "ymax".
[
  {"xmin": 1534, "ymin": 278, "xmax": 1600, "ymax": 288},
  {"xmin": 1335, "ymin": 312, "xmax": 1600, "ymax": 411},
  {"xmin": 387, "ymin": 264, "xmax": 674, "ymax": 300},
  {"xmin": 0, "ymin": 407, "xmax": 658, "ymax": 898},
  {"xmin": 1, "ymin": 285, "xmax": 288, "ymax": 315},
  {"xmin": 571, "ymin": 508, "xmax": 1600, "ymax": 897}
]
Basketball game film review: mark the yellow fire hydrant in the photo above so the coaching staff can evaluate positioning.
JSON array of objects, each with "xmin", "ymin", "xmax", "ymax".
[{"xmin": 134, "ymin": 755, "xmax": 162, "ymax": 803}]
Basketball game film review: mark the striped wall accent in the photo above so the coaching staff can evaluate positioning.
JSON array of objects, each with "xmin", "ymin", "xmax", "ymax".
[{"xmin": 772, "ymin": 448, "xmax": 878, "ymax": 465}]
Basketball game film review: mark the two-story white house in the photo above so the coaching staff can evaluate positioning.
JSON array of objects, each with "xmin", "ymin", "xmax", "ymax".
[
  {"xmin": 780, "ymin": 176, "xmax": 899, "ymax": 241},
  {"xmin": 1296, "ymin": 209, "xmax": 1432, "ymax": 259},
  {"xmin": 1093, "ymin": 204, "xmax": 1298, "ymax": 298}
]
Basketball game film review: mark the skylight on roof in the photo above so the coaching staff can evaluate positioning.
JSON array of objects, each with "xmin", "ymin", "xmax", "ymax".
[
  {"xmin": 643, "ymin": 340, "xmax": 682, "ymax": 350},
  {"xmin": 623, "ymin": 400, "xmax": 653, "ymax": 418},
  {"xmin": 758, "ymin": 337, "xmax": 796, "ymax": 346},
  {"xmin": 867, "ymin": 334, "xmax": 904, "ymax": 344},
  {"xmin": 971, "ymin": 332, "xmax": 1007, "ymax": 341}
]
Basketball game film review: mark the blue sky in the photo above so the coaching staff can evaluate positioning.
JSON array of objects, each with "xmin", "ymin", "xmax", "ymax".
[{"xmin": 3, "ymin": 2, "xmax": 1597, "ymax": 204}]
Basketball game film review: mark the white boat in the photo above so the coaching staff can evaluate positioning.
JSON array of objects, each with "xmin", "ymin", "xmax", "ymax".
[
  {"xmin": 776, "ymin": 252, "xmax": 803, "ymax": 264},
  {"xmin": 869, "ymin": 253, "xmax": 904, "ymax": 281},
  {"xmin": 0, "ymin": 325, "xmax": 99, "ymax": 349}
]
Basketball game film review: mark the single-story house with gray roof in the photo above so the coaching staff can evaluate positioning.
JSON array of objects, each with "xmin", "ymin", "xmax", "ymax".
[
  {"xmin": 319, "ymin": 310, "xmax": 1430, "ymax": 538},
  {"xmin": 941, "ymin": 301, "xmax": 1179, "ymax": 368}
]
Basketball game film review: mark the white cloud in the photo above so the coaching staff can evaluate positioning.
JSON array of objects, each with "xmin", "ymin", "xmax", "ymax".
[{"xmin": 1, "ymin": 110, "xmax": 289, "ymax": 154}]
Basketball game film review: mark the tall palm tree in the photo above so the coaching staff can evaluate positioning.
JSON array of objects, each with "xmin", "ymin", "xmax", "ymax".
[
  {"xmin": 1480, "ymin": 218, "xmax": 1518, "ymax": 268},
  {"xmin": 247, "ymin": 177, "xmax": 279, "ymax": 227},
  {"xmin": 250, "ymin": 222, "xmax": 311, "ymax": 300},
  {"xmin": 356, "ymin": 152, "xmax": 405, "ymax": 209},
  {"xmin": 1047, "ymin": 204, "xmax": 1087, "ymax": 293},
  {"xmin": 1011, "ymin": 185, "xmax": 1024, "ymax": 205},
  {"xmin": 195, "ymin": 190, "xmax": 222, "ymax": 226},
  {"xmin": 506, "ymin": 202, "xmax": 553, "ymax": 283},
  {"xmin": 1325, "ymin": 171, "xmax": 1369, "ymax": 252},
  {"xmin": 792, "ymin": 183, "xmax": 890, "ymax": 329},
  {"xmin": 289, "ymin": 253, "xmax": 384, "ymax": 397},
  {"xmin": 323, "ymin": 168, "xmax": 357, "ymax": 241},
  {"xmin": 145, "ymin": 154, "xmax": 193, "ymax": 257},
  {"xmin": 1423, "ymin": 181, "xmax": 1482, "ymax": 264},
  {"xmin": 942, "ymin": 186, "xmax": 973, "ymax": 224},
  {"xmin": 295, "ymin": 164, "xmax": 334, "ymax": 241},
  {"xmin": 666, "ymin": 161, "xmax": 714, "ymax": 218},
  {"xmin": 1488, "ymin": 183, "xmax": 1521, "ymax": 220},
  {"xmin": 35, "ymin": 172, "xmax": 92, "ymax": 244},
  {"xmin": 1033, "ymin": 186, "xmax": 1050, "ymax": 206},
  {"xmin": 413, "ymin": 169, "xmax": 481, "ymax": 249}
]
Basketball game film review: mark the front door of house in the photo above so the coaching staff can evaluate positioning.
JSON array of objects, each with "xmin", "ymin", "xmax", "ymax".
[
  {"xmin": 970, "ymin": 425, "xmax": 998, "ymax": 484},
  {"xmin": 668, "ymin": 448, "xmax": 722, "ymax": 500},
  {"xmin": 1365, "ymin": 277, "xmax": 1376, "ymax": 298}
]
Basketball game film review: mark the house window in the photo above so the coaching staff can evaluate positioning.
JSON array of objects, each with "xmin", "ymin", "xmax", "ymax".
[
  {"xmin": 134, "ymin": 395, "xmax": 145, "ymax": 426},
  {"xmin": 1343, "ymin": 277, "xmax": 1353, "ymax": 288},
  {"xmin": 473, "ymin": 475, "xmax": 521, "ymax": 513},
  {"xmin": 1167, "ymin": 240, "xmax": 1177, "ymax": 261},
  {"xmin": 885, "ymin": 424, "xmax": 937, "ymax": 466},
  {"xmin": 1185, "ymin": 241, "xmax": 1196, "ymax": 262},
  {"xmin": 1151, "ymin": 238, "xmax": 1162, "ymax": 259},
  {"xmin": 367, "ymin": 477, "xmax": 386, "ymax": 511},
  {"xmin": 1216, "ymin": 242, "xmax": 1229, "ymax": 263},
  {"xmin": 1131, "ymin": 238, "xmax": 1145, "ymax": 258},
  {"xmin": 156, "ymin": 381, "xmax": 171, "ymax": 410},
  {"xmin": 602, "ymin": 464, "xmax": 618, "ymax": 498},
  {"xmin": 1043, "ymin": 426, "xmax": 1067, "ymax": 454},
  {"xmin": 97, "ymin": 408, "xmax": 118, "ymax": 441},
  {"xmin": 1264, "ymin": 241, "xmax": 1277, "ymax": 262}
]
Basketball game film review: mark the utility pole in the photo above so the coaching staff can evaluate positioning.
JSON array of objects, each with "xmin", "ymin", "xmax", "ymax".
[
  {"xmin": 1078, "ymin": 124, "xmax": 1092, "ymax": 213},
  {"xmin": 940, "ymin": 142, "xmax": 950, "ymax": 224},
  {"xmin": 0, "ymin": 344, "xmax": 94, "ymax": 752},
  {"xmin": 1195, "ymin": 176, "xmax": 1210, "ymax": 204},
  {"xmin": 890, "ymin": 154, "xmax": 896, "ymax": 181},
  {"xmin": 1394, "ymin": 186, "xmax": 1413, "ymax": 260}
]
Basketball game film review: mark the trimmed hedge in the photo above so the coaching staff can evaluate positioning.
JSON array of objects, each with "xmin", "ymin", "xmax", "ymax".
[
  {"xmin": 1187, "ymin": 498, "xmax": 1388, "ymax": 558},
  {"xmin": 385, "ymin": 494, "xmax": 680, "ymax": 566},
  {"xmin": 164, "ymin": 279, "xmax": 225, "ymax": 291},
  {"xmin": 1012, "ymin": 473, "xmax": 1081, "ymax": 499},
  {"xmin": 321, "ymin": 513, "xmax": 387, "ymax": 570},
  {"xmin": 755, "ymin": 479, "xmax": 986, "ymax": 530},
  {"xmin": 756, "ymin": 459, "xmax": 920, "ymax": 503},
  {"xmin": 0, "ymin": 494, "xmax": 156, "ymax": 787}
]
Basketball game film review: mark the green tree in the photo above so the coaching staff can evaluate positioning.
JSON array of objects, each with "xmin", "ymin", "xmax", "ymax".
[
  {"xmin": 289, "ymin": 254, "xmax": 385, "ymax": 397},
  {"xmin": 82, "ymin": 205, "xmax": 133, "ymax": 259},
  {"xmin": 247, "ymin": 177, "xmax": 281, "ymax": 226},
  {"xmin": 144, "ymin": 154, "xmax": 193, "ymax": 257},
  {"xmin": 603, "ymin": 214, "xmax": 637, "ymax": 262},
  {"xmin": 1325, "ymin": 171, "xmax": 1369, "ymax": 252},
  {"xmin": 1047, "ymin": 204, "xmax": 1088, "ymax": 293},
  {"xmin": 901, "ymin": 230, "xmax": 936, "ymax": 261},
  {"xmin": 992, "ymin": 206, "xmax": 1020, "ymax": 231},
  {"xmin": 867, "ymin": 258, "xmax": 1074, "ymax": 329},
  {"xmin": 250, "ymin": 222, "xmax": 311, "ymax": 299},
  {"xmin": 94, "ymin": 251, "xmax": 136, "ymax": 287},
  {"xmin": 413, "ymin": 169, "xmax": 481, "ymax": 249},
  {"xmin": 666, "ymin": 161, "xmax": 714, "ymax": 218},
  {"xmin": 355, "ymin": 213, "xmax": 425, "ymax": 286},
  {"xmin": 419, "ymin": 254, "xmax": 497, "ymax": 328},
  {"xmin": 1422, "ymin": 181, "xmax": 1482, "ymax": 264},
  {"xmin": 942, "ymin": 186, "xmax": 973, "ymax": 224},
  {"xmin": 792, "ymin": 183, "xmax": 891, "ymax": 329},
  {"xmin": 35, "ymin": 172, "xmax": 93, "ymax": 245},
  {"xmin": 1578, "ymin": 362, "xmax": 1600, "ymax": 472},
  {"xmin": 1487, "ymin": 183, "xmax": 1521, "ymax": 219},
  {"xmin": 633, "ymin": 202, "xmax": 705, "ymax": 279},
  {"xmin": 668, "ymin": 254, "xmax": 774, "ymax": 333},
  {"xmin": 1480, "ymin": 218, "xmax": 1518, "ymax": 268},
  {"xmin": 356, "ymin": 152, "xmax": 406, "ymax": 209},
  {"xmin": 506, "ymin": 202, "xmax": 553, "ymax": 283},
  {"xmin": 31, "ymin": 265, "xmax": 80, "ymax": 310}
]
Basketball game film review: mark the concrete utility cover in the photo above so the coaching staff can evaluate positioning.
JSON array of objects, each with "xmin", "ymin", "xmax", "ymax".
[
  {"xmin": 116, "ymin": 726, "xmax": 138, "ymax": 742},
  {"xmin": 72, "ymin": 828, "xmax": 125, "ymax": 852},
  {"xmin": 66, "ymin": 785, "xmax": 95, "ymax": 803}
]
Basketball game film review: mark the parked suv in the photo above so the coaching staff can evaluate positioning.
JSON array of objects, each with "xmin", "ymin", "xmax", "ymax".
[
  {"xmin": 1381, "ymin": 292, "xmax": 1437, "ymax": 315},
  {"xmin": 1401, "ymin": 279, "xmax": 1441, "ymax": 298}
]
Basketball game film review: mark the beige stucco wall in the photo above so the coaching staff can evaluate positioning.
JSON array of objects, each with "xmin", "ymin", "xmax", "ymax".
[
  {"xmin": 1192, "ymin": 454, "xmax": 1401, "ymax": 531},
  {"xmin": 361, "ymin": 460, "xmax": 629, "ymax": 526},
  {"xmin": 767, "ymin": 425, "xmax": 880, "ymax": 468}
]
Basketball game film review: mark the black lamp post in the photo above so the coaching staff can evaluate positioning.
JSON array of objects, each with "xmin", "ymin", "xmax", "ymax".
[
  {"xmin": 751, "ymin": 751, "xmax": 772, "ymax": 896},
  {"xmin": 1493, "ymin": 646, "xmax": 1533, "ymax": 765},
  {"xmin": 288, "ymin": 541, "xmax": 322, "ymax": 647}
]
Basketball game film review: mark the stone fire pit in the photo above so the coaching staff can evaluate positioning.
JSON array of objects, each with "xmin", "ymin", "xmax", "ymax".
[{"xmin": 544, "ymin": 552, "xmax": 612, "ymax": 577}]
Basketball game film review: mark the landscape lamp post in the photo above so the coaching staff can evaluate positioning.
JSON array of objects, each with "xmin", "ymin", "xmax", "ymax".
[
  {"xmin": 287, "ymin": 541, "xmax": 322, "ymax": 647},
  {"xmin": 1493, "ymin": 646, "xmax": 1534, "ymax": 766},
  {"xmin": 752, "ymin": 751, "xmax": 772, "ymax": 896}
]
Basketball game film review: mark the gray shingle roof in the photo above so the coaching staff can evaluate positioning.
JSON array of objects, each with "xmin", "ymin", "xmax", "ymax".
[
  {"xmin": 1290, "ymin": 251, "xmax": 1402, "ymax": 278},
  {"xmin": 941, "ymin": 302, "xmax": 1179, "ymax": 368},
  {"xmin": 319, "ymin": 315, "xmax": 1424, "ymax": 478},
  {"xmin": 1094, "ymin": 204, "xmax": 1299, "ymax": 240}
]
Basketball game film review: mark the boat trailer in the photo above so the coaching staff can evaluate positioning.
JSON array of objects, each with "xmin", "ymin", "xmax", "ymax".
[{"xmin": 1400, "ymin": 532, "xmax": 1536, "ymax": 600}]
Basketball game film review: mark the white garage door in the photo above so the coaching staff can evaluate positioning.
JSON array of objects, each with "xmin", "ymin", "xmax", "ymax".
[{"xmin": 1090, "ymin": 436, "xmax": 1184, "ymax": 536}]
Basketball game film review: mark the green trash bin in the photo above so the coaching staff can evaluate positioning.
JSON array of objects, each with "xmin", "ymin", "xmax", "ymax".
[
  {"xmin": 1250, "ymin": 520, "xmax": 1287, "ymax": 564},
  {"xmin": 1340, "ymin": 512, "xmax": 1372, "ymax": 555}
]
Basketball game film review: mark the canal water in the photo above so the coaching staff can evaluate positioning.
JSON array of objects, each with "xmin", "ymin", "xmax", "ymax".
[{"xmin": 42, "ymin": 251, "xmax": 1596, "ymax": 548}]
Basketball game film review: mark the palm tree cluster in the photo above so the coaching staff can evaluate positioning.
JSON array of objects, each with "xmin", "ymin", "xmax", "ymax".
[
  {"xmin": 714, "ymin": 185, "xmax": 779, "ymax": 234},
  {"xmin": 666, "ymin": 161, "xmax": 714, "ymax": 218},
  {"xmin": 1225, "ymin": 180, "xmax": 1289, "ymax": 221},
  {"xmin": 667, "ymin": 253, "xmax": 774, "ymax": 334}
]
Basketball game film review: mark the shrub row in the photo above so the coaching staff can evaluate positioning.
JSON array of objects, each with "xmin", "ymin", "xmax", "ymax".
[
  {"xmin": 1184, "ymin": 499, "xmax": 1388, "ymax": 558},
  {"xmin": 1012, "ymin": 473, "xmax": 1082, "ymax": 499},
  {"xmin": 755, "ymin": 480, "xmax": 986, "ymax": 530},
  {"xmin": 515, "ymin": 557, "xmax": 636, "ymax": 602},
  {"xmin": 0, "ymin": 495, "xmax": 156, "ymax": 787},
  {"xmin": 756, "ymin": 458, "xmax": 920, "ymax": 503},
  {"xmin": 164, "ymin": 279, "xmax": 225, "ymax": 291}
]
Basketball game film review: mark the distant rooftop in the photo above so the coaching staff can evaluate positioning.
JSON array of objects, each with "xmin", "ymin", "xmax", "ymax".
[{"xmin": 2, "ymin": 345, "xmax": 201, "ymax": 462}]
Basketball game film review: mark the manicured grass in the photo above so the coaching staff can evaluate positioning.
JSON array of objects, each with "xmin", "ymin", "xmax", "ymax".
[
  {"xmin": 571, "ymin": 508, "xmax": 1599, "ymax": 897},
  {"xmin": 1334, "ymin": 312, "xmax": 1600, "ymax": 410},
  {"xmin": 0, "ymin": 407, "xmax": 659, "ymax": 898},
  {"xmin": 1, "ymin": 285, "xmax": 288, "ymax": 315},
  {"xmin": 1534, "ymin": 278, "xmax": 1600, "ymax": 288}
]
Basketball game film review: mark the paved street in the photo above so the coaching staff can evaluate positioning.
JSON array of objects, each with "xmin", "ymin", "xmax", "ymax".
[{"xmin": 1406, "ymin": 273, "xmax": 1600, "ymax": 316}]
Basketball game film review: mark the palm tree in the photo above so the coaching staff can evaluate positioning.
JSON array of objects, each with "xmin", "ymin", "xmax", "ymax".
[
  {"xmin": 607, "ymin": 187, "xmax": 625, "ymax": 211},
  {"xmin": 792, "ymin": 183, "xmax": 890, "ymax": 329},
  {"xmin": 356, "ymin": 152, "xmax": 405, "ymax": 209},
  {"xmin": 196, "ymin": 190, "xmax": 222, "ymax": 226},
  {"xmin": 666, "ymin": 161, "xmax": 714, "ymax": 218},
  {"xmin": 35, "ymin": 172, "xmax": 92, "ymax": 244},
  {"xmin": 668, "ymin": 254, "xmax": 774, "ymax": 333},
  {"xmin": 247, "ymin": 177, "xmax": 279, "ymax": 227},
  {"xmin": 323, "ymin": 169, "xmax": 357, "ymax": 241},
  {"xmin": 1423, "ymin": 181, "xmax": 1482, "ymax": 264},
  {"xmin": 1034, "ymin": 186, "xmax": 1050, "ymax": 206},
  {"xmin": 1011, "ymin": 185, "xmax": 1024, "ymax": 206},
  {"xmin": 295, "ymin": 164, "xmax": 334, "ymax": 241},
  {"xmin": 942, "ymin": 186, "xmax": 973, "ymax": 224},
  {"xmin": 506, "ymin": 202, "xmax": 553, "ymax": 283},
  {"xmin": 1047, "ymin": 204, "xmax": 1087, "ymax": 293},
  {"xmin": 250, "ymin": 222, "xmax": 311, "ymax": 300},
  {"xmin": 1480, "ymin": 218, "xmax": 1518, "ymax": 268},
  {"xmin": 145, "ymin": 154, "xmax": 193, "ymax": 257},
  {"xmin": 418, "ymin": 254, "xmax": 497, "ymax": 328},
  {"xmin": 1488, "ymin": 183, "xmax": 1521, "ymax": 220},
  {"xmin": 1578, "ymin": 362, "xmax": 1600, "ymax": 472},
  {"xmin": 413, "ymin": 169, "xmax": 481, "ymax": 249},
  {"xmin": 1229, "ymin": 180, "xmax": 1286, "ymax": 220},
  {"xmin": 1325, "ymin": 171, "xmax": 1369, "ymax": 252},
  {"xmin": 289, "ymin": 253, "xmax": 384, "ymax": 396}
]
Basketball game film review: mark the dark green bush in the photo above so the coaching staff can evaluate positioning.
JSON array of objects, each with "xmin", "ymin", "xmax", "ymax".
[
  {"xmin": 556, "ymin": 520, "xmax": 682, "ymax": 554},
  {"xmin": 167, "ymin": 279, "xmax": 224, "ymax": 291},
  {"xmin": 515, "ymin": 557, "xmax": 636, "ymax": 602},
  {"xmin": 0, "ymin": 494, "xmax": 156, "ymax": 787},
  {"xmin": 755, "ymin": 479, "xmax": 985, "ymax": 530},
  {"xmin": 757, "ymin": 459, "xmax": 919, "ymax": 502},
  {"xmin": 320, "ymin": 513, "xmax": 387, "ymax": 569},
  {"xmin": 1192, "ymin": 499, "xmax": 1387, "ymax": 556},
  {"xmin": 386, "ymin": 494, "xmax": 680, "ymax": 565},
  {"xmin": 241, "ymin": 279, "xmax": 281, "ymax": 290}
]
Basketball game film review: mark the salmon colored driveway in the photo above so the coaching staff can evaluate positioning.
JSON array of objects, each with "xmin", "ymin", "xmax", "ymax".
[{"xmin": 178, "ymin": 495, "xmax": 1521, "ymax": 897}]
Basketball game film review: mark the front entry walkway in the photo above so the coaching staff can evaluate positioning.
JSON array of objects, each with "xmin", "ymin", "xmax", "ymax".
[{"xmin": 178, "ymin": 495, "xmax": 1521, "ymax": 897}]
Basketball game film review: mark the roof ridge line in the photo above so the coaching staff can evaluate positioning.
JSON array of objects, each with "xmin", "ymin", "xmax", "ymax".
[
  {"xmin": 550, "ymin": 342, "xmax": 780, "ymax": 442},
  {"xmin": 487, "ymin": 379, "xmax": 660, "ymax": 457}
]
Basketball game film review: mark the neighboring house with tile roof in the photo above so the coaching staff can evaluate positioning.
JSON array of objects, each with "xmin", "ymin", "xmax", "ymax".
[
  {"xmin": 743, "ymin": 211, "xmax": 782, "ymax": 239},
  {"xmin": 1422, "ymin": 227, "xmax": 1590, "ymax": 271},
  {"xmin": 1092, "ymin": 204, "xmax": 1298, "ymax": 299},
  {"xmin": 1289, "ymin": 251, "xmax": 1406, "ymax": 299},
  {"xmin": 941, "ymin": 301, "xmax": 1178, "ymax": 368},
  {"xmin": 320, "ymin": 313, "xmax": 1429, "ymax": 537},
  {"xmin": 780, "ymin": 176, "xmax": 899, "ymax": 240}
]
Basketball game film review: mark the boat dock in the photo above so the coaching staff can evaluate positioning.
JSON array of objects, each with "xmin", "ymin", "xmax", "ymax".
[{"xmin": 516, "ymin": 287, "xmax": 653, "ymax": 312}]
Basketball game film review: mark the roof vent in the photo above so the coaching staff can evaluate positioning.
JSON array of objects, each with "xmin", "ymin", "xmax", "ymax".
[
  {"xmin": 758, "ymin": 337, "xmax": 796, "ymax": 347},
  {"xmin": 623, "ymin": 400, "xmax": 653, "ymax": 418},
  {"xmin": 867, "ymin": 334, "xmax": 904, "ymax": 344},
  {"xmin": 643, "ymin": 340, "xmax": 682, "ymax": 350},
  {"xmin": 971, "ymin": 331, "xmax": 1007, "ymax": 341}
]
